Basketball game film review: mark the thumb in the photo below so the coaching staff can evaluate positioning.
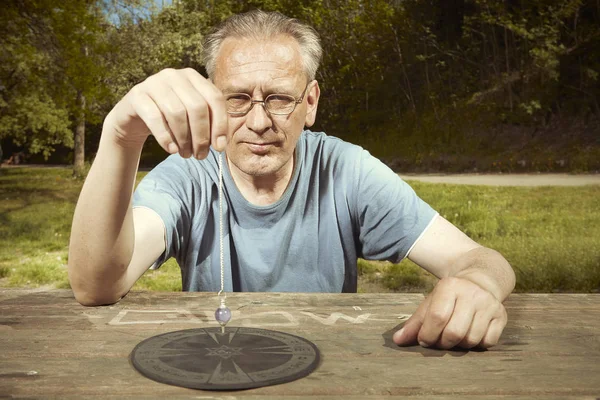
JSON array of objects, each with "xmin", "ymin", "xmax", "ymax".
[
  {"xmin": 211, "ymin": 93, "xmax": 229, "ymax": 152},
  {"xmin": 393, "ymin": 297, "xmax": 429, "ymax": 346},
  {"xmin": 214, "ymin": 133, "xmax": 228, "ymax": 153}
]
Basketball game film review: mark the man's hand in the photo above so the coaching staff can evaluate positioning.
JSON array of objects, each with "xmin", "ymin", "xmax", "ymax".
[
  {"xmin": 104, "ymin": 68, "xmax": 228, "ymax": 159},
  {"xmin": 69, "ymin": 68, "xmax": 229, "ymax": 305},
  {"xmin": 393, "ymin": 277, "xmax": 508, "ymax": 350}
]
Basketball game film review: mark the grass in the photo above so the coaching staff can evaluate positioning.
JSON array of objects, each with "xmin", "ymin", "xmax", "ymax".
[
  {"xmin": 359, "ymin": 181, "xmax": 600, "ymax": 293},
  {"xmin": 1, "ymin": 167, "xmax": 599, "ymax": 293},
  {"xmin": 0, "ymin": 167, "xmax": 181, "ymax": 292}
]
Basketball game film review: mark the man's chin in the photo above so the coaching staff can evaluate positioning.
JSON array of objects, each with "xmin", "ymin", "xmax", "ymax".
[
  {"xmin": 239, "ymin": 164, "xmax": 279, "ymax": 177},
  {"xmin": 231, "ymin": 154, "xmax": 278, "ymax": 176}
]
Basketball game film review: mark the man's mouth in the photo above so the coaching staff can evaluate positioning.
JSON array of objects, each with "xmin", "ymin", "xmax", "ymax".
[{"xmin": 244, "ymin": 141, "xmax": 276, "ymax": 154}]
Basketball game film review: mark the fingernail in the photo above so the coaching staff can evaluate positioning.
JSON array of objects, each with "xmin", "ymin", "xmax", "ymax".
[
  {"xmin": 419, "ymin": 341, "xmax": 429, "ymax": 348},
  {"xmin": 216, "ymin": 136, "xmax": 227, "ymax": 151},
  {"xmin": 195, "ymin": 150, "xmax": 208, "ymax": 160},
  {"xmin": 168, "ymin": 143, "xmax": 179, "ymax": 154},
  {"xmin": 395, "ymin": 328, "xmax": 405, "ymax": 340}
]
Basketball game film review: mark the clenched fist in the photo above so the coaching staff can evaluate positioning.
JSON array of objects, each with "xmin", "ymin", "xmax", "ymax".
[{"xmin": 394, "ymin": 277, "xmax": 508, "ymax": 350}]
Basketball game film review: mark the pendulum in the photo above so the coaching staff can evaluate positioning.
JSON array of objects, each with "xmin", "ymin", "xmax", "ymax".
[
  {"xmin": 131, "ymin": 153, "xmax": 322, "ymax": 388},
  {"xmin": 131, "ymin": 150, "xmax": 320, "ymax": 390},
  {"xmin": 215, "ymin": 297, "xmax": 231, "ymax": 333},
  {"xmin": 131, "ymin": 151, "xmax": 321, "ymax": 388},
  {"xmin": 215, "ymin": 152, "xmax": 231, "ymax": 333}
]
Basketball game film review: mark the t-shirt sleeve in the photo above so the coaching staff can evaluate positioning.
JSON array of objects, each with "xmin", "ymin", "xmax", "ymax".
[
  {"xmin": 354, "ymin": 149, "xmax": 438, "ymax": 263},
  {"xmin": 132, "ymin": 156, "xmax": 194, "ymax": 268}
]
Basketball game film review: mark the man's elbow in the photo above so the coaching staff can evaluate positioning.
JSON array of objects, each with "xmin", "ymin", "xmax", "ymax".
[
  {"xmin": 68, "ymin": 264, "xmax": 126, "ymax": 307},
  {"xmin": 72, "ymin": 289, "xmax": 122, "ymax": 307}
]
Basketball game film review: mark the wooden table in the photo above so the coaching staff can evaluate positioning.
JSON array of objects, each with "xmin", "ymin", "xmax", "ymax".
[{"xmin": 1, "ymin": 289, "xmax": 599, "ymax": 399}]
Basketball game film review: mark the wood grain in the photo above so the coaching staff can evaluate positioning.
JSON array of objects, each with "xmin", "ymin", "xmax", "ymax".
[{"xmin": 1, "ymin": 289, "xmax": 599, "ymax": 398}]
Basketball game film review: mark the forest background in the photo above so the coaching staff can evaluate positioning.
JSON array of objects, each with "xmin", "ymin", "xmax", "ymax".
[{"xmin": 1, "ymin": 0, "xmax": 599, "ymax": 175}]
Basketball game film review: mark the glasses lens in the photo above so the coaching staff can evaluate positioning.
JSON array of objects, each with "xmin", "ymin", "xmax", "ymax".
[
  {"xmin": 266, "ymin": 95, "xmax": 296, "ymax": 115},
  {"xmin": 226, "ymin": 94, "xmax": 251, "ymax": 114}
]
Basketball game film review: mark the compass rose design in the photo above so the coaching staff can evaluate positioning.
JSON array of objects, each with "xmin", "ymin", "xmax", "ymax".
[
  {"xmin": 206, "ymin": 345, "xmax": 244, "ymax": 359},
  {"xmin": 131, "ymin": 327, "xmax": 320, "ymax": 390}
]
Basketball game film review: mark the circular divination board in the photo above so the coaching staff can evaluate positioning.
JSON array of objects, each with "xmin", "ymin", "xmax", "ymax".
[{"xmin": 130, "ymin": 327, "xmax": 320, "ymax": 390}]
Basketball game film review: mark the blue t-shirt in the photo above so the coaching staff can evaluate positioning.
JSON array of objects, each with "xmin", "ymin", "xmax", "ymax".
[{"xmin": 133, "ymin": 130, "xmax": 437, "ymax": 293}]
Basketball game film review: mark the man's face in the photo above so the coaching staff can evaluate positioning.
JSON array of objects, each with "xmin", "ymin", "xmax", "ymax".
[{"xmin": 213, "ymin": 35, "xmax": 319, "ymax": 178}]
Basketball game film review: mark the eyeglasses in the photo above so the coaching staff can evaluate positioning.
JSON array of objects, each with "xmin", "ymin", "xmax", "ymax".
[{"xmin": 225, "ymin": 84, "xmax": 310, "ymax": 116}]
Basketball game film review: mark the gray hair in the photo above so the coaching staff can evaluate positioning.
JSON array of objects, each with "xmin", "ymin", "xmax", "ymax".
[{"xmin": 202, "ymin": 10, "xmax": 322, "ymax": 81}]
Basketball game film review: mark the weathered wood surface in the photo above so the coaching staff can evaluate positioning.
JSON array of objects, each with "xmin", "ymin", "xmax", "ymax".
[{"xmin": 1, "ymin": 289, "xmax": 599, "ymax": 399}]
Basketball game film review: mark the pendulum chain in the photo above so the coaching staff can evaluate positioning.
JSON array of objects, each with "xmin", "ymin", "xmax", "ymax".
[
  {"xmin": 215, "ymin": 152, "xmax": 231, "ymax": 333},
  {"xmin": 218, "ymin": 152, "xmax": 225, "ymax": 298}
]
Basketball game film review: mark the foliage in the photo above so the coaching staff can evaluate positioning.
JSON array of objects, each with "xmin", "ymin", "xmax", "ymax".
[
  {"xmin": 101, "ymin": 1, "xmax": 206, "ymax": 104},
  {"xmin": 0, "ymin": 1, "xmax": 113, "ymax": 160},
  {"xmin": 0, "ymin": 2, "xmax": 72, "ymax": 158},
  {"xmin": 0, "ymin": 0, "xmax": 598, "ymax": 170}
]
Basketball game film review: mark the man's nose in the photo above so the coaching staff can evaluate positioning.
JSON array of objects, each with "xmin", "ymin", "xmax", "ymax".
[{"xmin": 245, "ymin": 101, "xmax": 272, "ymax": 134}]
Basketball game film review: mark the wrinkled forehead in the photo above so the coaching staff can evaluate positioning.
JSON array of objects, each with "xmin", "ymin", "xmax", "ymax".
[{"xmin": 213, "ymin": 35, "xmax": 305, "ymax": 86}]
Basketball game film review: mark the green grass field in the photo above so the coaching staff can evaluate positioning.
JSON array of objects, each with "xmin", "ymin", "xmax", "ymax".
[{"xmin": 1, "ymin": 167, "xmax": 598, "ymax": 293}]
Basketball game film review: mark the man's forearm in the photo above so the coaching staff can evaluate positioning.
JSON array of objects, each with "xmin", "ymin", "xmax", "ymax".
[
  {"xmin": 68, "ymin": 131, "xmax": 143, "ymax": 305},
  {"xmin": 450, "ymin": 247, "xmax": 516, "ymax": 301}
]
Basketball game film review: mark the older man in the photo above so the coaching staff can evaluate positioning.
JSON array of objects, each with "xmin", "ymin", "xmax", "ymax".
[{"xmin": 68, "ymin": 10, "xmax": 515, "ymax": 350}]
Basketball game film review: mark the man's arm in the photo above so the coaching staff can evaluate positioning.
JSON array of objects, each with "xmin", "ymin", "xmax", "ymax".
[
  {"xmin": 67, "ymin": 135, "xmax": 166, "ymax": 306},
  {"xmin": 408, "ymin": 215, "xmax": 515, "ymax": 301},
  {"xmin": 68, "ymin": 68, "xmax": 228, "ymax": 306},
  {"xmin": 393, "ymin": 214, "xmax": 516, "ymax": 349}
]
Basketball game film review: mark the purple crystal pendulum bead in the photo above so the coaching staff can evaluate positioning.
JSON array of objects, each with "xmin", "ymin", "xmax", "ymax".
[{"xmin": 215, "ymin": 299, "xmax": 231, "ymax": 333}]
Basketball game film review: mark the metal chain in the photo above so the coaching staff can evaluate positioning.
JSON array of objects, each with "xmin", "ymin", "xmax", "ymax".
[{"xmin": 217, "ymin": 152, "xmax": 225, "ymax": 301}]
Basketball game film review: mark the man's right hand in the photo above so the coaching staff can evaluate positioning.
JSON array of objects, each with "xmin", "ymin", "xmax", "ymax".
[
  {"xmin": 104, "ymin": 68, "xmax": 228, "ymax": 159},
  {"xmin": 69, "ymin": 68, "xmax": 229, "ymax": 305}
]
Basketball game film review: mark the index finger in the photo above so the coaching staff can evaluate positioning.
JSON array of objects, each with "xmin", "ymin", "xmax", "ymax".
[
  {"xmin": 417, "ymin": 285, "xmax": 457, "ymax": 347},
  {"xmin": 183, "ymin": 68, "xmax": 228, "ymax": 151}
]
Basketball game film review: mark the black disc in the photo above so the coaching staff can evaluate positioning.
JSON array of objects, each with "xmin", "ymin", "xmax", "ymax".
[{"xmin": 130, "ymin": 327, "xmax": 320, "ymax": 390}]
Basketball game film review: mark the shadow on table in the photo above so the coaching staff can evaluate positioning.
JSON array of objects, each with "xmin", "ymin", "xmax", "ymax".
[{"xmin": 381, "ymin": 323, "xmax": 486, "ymax": 357}]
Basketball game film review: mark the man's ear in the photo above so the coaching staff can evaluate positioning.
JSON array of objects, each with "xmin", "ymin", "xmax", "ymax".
[{"xmin": 304, "ymin": 80, "xmax": 320, "ymax": 128}]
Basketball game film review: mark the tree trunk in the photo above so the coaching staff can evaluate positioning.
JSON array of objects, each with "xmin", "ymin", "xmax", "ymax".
[
  {"xmin": 73, "ymin": 89, "xmax": 86, "ymax": 177},
  {"xmin": 504, "ymin": 26, "xmax": 513, "ymax": 112},
  {"xmin": 390, "ymin": 26, "xmax": 416, "ymax": 113}
]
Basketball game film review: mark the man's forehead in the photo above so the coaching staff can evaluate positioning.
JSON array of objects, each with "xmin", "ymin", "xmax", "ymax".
[
  {"xmin": 215, "ymin": 36, "xmax": 304, "ymax": 81},
  {"xmin": 227, "ymin": 37, "xmax": 299, "ymax": 62},
  {"xmin": 221, "ymin": 77, "xmax": 300, "ymax": 94}
]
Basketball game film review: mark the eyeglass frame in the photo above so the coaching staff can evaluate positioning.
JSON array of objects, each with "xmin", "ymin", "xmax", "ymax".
[{"xmin": 224, "ymin": 83, "xmax": 311, "ymax": 117}]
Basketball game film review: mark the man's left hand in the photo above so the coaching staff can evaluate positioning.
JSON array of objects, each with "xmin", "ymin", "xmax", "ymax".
[{"xmin": 393, "ymin": 277, "xmax": 507, "ymax": 349}]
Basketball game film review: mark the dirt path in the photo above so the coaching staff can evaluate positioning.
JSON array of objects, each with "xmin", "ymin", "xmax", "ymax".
[
  {"xmin": 2, "ymin": 165, "xmax": 599, "ymax": 186},
  {"xmin": 398, "ymin": 173, "xmax": 600, "ymax": 186}
]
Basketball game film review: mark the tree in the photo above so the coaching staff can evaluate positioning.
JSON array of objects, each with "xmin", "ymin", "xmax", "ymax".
[
  {"xmin": 0, "ymin": 1, "xmax": 73, "ymax": 160},
  {"xmin": 0, "ymin": 0, "xmax": 111, "ymax": 175},
  {"xmin": 1, "ymin": 0, "xmax": 597, "ymax": 172},
  {"xmin": 56, "ymin": 2, "xmax": 110, "ymax": 176}
]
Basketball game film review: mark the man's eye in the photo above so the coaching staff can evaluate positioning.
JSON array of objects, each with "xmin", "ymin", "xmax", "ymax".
[
  {"xmin": 226, "ymin": 95, "xmax": 250, "ymax": 108},
  {"xmin": 227, "ymin": 95, "xmax": 249, "ymax": 102},
  {"xmin": 267, "ymin": 95, "xmax": 294, "ymax": 108},
  {"xmin": 268, "ymin": 95, "xmax": 293, "ymax": 102}
]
